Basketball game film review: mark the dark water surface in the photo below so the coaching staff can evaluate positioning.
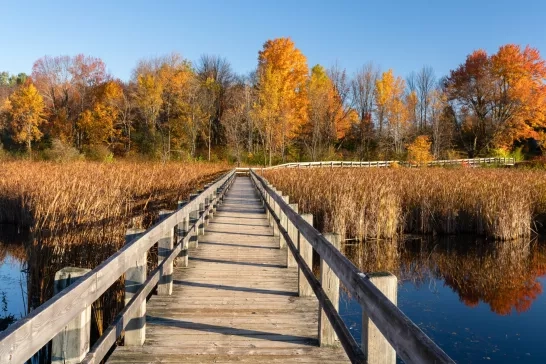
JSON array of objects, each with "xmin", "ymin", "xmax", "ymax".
[
  {"xmin": 340, "ymin": 236, "xmax": 546, "ymax": 363},
  {"xmin": 2, "ymin": 226, "xmax": 546, "ymax": 363},
  {"xmin": 0, "ymin": 225, "xmax": 28, "ymax": 323}
]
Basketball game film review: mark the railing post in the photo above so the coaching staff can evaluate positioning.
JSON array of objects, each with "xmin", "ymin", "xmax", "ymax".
[
  {"xmin": 51, "ymin": 267, "xmax": 91, "ymax": 364},
  {"xmin": 189, "ymin": 193, "xmax": 199, "ymax": 248},
  {"xmin": 279, "ymin": 194, "xmax": 289, "ymax": 249},
  {"xmin": 177, "ymin": 201, "xmax": 189, "ymax": 267},
  {"xmin": 272, "ymin": 190, "xmax": 280, "ymax": 236},
  {"xmin": 299, "ymin": 213, "xmax": 313, "ymax": 297},
  {"xmin": 287, "ymin": 203, "xmax": 298, "ymax": 267},
  {"xmin": 362, "ymin": 272, "xmax": 397, "ymax": 364},
  {"xmin": 319, "ymin": 233, "xmax": 341, "ymax": 346},
  {"xmin": 158, "ymin": 210, "xmax": 174, "ymax": 295},
  {"xmin": 198, "ymin": 200, "xmax": 205, "ymax": 237},
  {"xmin": 124, "ymin": 228, "xmax": 147, "ymax": 346}
]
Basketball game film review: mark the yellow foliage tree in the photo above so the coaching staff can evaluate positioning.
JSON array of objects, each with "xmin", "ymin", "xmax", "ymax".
[
  {"xmin": 255, "ymin": 37, "xmax": 309, "ymax": 165},
  {"xmin": 77, "ymin": 81, "xmax": 124, "ymax": 147},
  {"xmin": 3, "ymin": 83, "xmax": 46, "ymax": 153},
  {"xmin": 376, "ymin": 70, "xmax": 408, "ymax": 156},
  {"xmin": 407, "ymin": 135, "xmax": 434, "ymax": 164}
]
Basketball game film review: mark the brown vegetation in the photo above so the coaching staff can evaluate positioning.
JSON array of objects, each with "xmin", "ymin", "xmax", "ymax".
[
  {"xmin": 263, "ymin": 168, "xmax": 546, "ymax": 241},
  {"xmin": 0, "ymin": 161, "xmax": 228, "ymax": 342}
]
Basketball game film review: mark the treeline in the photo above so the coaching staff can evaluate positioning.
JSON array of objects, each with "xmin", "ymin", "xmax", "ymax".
[{"xmin": 1, "ymin": 38, "xmax": 545, "ymax": 164}]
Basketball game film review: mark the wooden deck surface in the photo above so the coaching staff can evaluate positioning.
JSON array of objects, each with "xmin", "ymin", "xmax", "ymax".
[{"xmin": 107, "ymin": 176, "xmax": 349, "ymax": 363}]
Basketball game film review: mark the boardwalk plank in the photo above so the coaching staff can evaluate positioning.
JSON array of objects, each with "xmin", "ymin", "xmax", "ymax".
[{"xmin": 107, "ymin": 176, "xmax": 348, "ymax": 363}]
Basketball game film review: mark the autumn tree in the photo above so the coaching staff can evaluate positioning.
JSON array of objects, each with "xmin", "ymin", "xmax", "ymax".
[
  {"xmin": 254, "ymin": 38, "xmax": 309, "ymax": 165},
  {"xmin": 376, "ymin": 70, "xmax": 408, "ymax": 157},
  {"xmin": 444, "ymin": 45, "xmax": 546, "ymax": 157},
  {"xmin": 3, "ymin": 82, "xmax": 46, "ymax": 153},
  {"xmin": 407, "ymin": 135, "xmax": 433, "ymax": 164},
  {"xmin": 77, "ymin": 81, "xmax": 124, "ymax": 148},
  {"xmin": 222, "ymin": 78, "xmax": 254, "ymax": 164},
  {"xmin": 303, "ymin": 64, "xmax": 352, "ymax": 160},
  {"xmin": 351, "ymin": 63, "xmax": 379, "ymax": 159},
  {"xmin": 196, "ymin": 55, "xmax": 235, "ymax": 160}
]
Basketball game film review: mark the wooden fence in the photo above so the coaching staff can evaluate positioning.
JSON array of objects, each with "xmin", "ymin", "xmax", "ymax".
[
  {"xmin": 0, "ymin": 169, "xmax": 237, "ymax": 364},
  {"xmin": 263, "ymin": 157, "xmax": 515, "ymax": 170},
  {"xmin": 250, "ymin": 169, "xmax": 454, "ymax": 364}
]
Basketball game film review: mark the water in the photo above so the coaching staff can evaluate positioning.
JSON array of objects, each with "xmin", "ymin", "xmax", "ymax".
[
  {"xmin": 339, "ymin": 236, "xmax": 546, "ymax": 363},
  {"xmin": 0, "ymin": 225, "xmax": 28, "ymax": 329},
  {"xmin": 2, "ymin": 227, "xmax": 545, "ymax": 363}
]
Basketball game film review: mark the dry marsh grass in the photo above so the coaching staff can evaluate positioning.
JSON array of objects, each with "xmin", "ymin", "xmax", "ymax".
[
  {"xmin": 0, "ymin": 160, "xmax": 229, "ymax": 344},
  {"xmin": 263, "ymin": 168, "xmax": 546, "ymax": 241}
]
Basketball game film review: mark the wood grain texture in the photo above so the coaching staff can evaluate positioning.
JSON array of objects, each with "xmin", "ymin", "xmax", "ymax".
[{"xmin": 107, "ymin": 177, "xmax": 348, "ymax": 364}]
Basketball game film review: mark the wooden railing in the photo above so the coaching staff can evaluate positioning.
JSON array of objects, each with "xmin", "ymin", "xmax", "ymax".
[
  {"xmin": 250, "ymin": 169, "xmax": 454, "ymax": 364},
  {"xmin": 263, "ymin": 157, "xmax": 515, "ymax": 170},
  {"xmin": 0, "ymin": 169, "xmax": 237, "ymax": 364}
]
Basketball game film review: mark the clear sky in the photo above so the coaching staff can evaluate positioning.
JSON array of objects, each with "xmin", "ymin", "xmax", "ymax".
[{"xmin": 2, "ymin": 0, "xmax": 545, "ymax": 82}]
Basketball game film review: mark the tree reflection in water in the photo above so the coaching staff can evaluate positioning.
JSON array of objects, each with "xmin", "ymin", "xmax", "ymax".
[{"xmin": 343, "ymin": 236, "xmax": 546, "ymax": 315}]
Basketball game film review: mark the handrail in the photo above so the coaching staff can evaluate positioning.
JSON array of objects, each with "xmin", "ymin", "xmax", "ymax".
[
  {"xmin": 0, "ymin": 169, "xmax": 237, "ymax": 364},
  {"xmin": 250, "ymin": 172, "xmax": 365, "ymax": 363},
  {"xmin": 263, "ymin": 157, "xmax": 515, "ymax": 170},
  {"xmin": 250, "ymin": 169, "xmax": 454, "ymax": 364}
]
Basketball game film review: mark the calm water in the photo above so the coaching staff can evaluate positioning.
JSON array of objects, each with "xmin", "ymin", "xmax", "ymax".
[
  {"xmin": 0, "ymin": 225, "xmax": 28, "ymax": 324},
  {"xmin": 2, "ymin": 228, "xmax": 546, "ymax": 363},
  {"xmin": 340, "ymin": 236, "xmax": 546, "ymax": 363}
]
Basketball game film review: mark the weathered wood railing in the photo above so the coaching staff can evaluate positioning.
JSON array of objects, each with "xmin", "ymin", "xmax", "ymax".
[
  {"xmin": 264, "ymin": 157, "xmax": 515, "ymax": 170},
  {"xmin": 0, "ymin": 169, "xmax": 236, "ymax": 364},
  {"xmin": 250, "ymin": 169, "xmax": 454, "ymax": 364}
]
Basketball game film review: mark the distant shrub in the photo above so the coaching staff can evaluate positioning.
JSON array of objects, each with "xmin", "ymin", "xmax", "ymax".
[
  {"xmin": 84, "ymin": 144, "xmax": 114, "ymax": 163},
  {"xmin": 43, "ymin": 139, "xmax": 82, "ymax": 162},
  {"xmin": 407, "ymin": 136, "xmax": 433, "ymax": 165}
]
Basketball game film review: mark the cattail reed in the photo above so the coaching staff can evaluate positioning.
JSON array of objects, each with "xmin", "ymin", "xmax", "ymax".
[{"xmin": 264, "ymin": 168, "xmax": 545, "ymax": 241}]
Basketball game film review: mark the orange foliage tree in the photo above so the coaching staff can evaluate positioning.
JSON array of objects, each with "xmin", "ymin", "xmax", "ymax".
[
  {"xmin": 255, "ymin": 38, "xmax": 309, "ymax": 165},
  {"xmin": 444, "ymin": 45, "xmax": 546, "ymax": 157}
]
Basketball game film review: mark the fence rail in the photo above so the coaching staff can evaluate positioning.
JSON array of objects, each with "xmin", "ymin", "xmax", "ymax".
[
  {"xmin": 263, "ymin": 157, "xmax": 515, "ymax": 170},
  {"xmin": 0, "ymin": 169, "xmax": 237, "ymax": 364},
  {"xmin": 250, "ymin": 169, "xmax": 454, "ymax": 364}
]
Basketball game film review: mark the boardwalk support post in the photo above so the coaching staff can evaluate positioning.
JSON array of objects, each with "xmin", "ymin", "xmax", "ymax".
[
  {"xmin": 298, "ymin": 213, "xmax": 313, "ymax": 297},
  {"xmin": 279, "ymin": 194, "xmax": 289, "ymax": 248},
  {"xmin": 51, "ymin": 267, "xmax": 91, "ymax": 364},
  {"xmin": 158, "ymin": 210, "xmax": 174, "ymax": 295},
  {"xmin": 198, "ymin": 201, "xmax": 205, "ymax": 237},
  {"xmin": 177, "ymin": 201, "xmax": 189, "ymax": 267},
  {"xmin": 320, "ymin": 232, "xmax": 341, "ymax": 346},
  {"xmin": 287, "ymin": 203, "xmax": 298, "ymax": 267},
  {"xmin": 125, "ymin": 228, "xmax": 147, "ymax": 346},
  {"xmin": 362, "ymin": 272, "xmax": 397, "ymax": 364},
  {"xmin": 189, "ymin": 193, "xmax": 199, "ymax": 248}
]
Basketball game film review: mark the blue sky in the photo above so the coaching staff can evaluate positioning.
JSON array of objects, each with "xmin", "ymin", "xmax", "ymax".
[{"xmin": 2, "ymin": 0, "xmax": 545, "ymax": 82}]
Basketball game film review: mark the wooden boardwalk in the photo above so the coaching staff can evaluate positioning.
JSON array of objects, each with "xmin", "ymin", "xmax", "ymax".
[{"xmin": 107, "ymin": 176, "xmax": 349, "ymax": 363}]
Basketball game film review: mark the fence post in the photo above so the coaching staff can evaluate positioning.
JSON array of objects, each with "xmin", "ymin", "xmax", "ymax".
[
  {"xmin": 299, "ymin": 213, "xmax": 313, "ymax": 297},
  {"xmin": 177, "ymin": 201, "xmax": 189, "ymax": 267},
  {"xmin": 362, "ymin": 272, "xmax": 397, "ymax": 364},
  {"xmin": 158, "ymin": 210, "xmax": 174, "ymax": 295},
  {"xmin": 51, "ymin": 267, "xmax": 91, "ymax": 364},
  {"xmin": 124, "ymin": 228, "xmax": 147, "ymax": 346},
  {"xmin": 189, "ymin": 194, "xmax": 199, "ymax": 248},
  {"xmin": 279, "ymin": 195, "xmax": 289, "ymax": 249},
  {"xmin": 319, "ymin": 233, "xmax": 341, "ymax": 346},
  {"xmin": 272, "ymin": 190, "xmax": 281, "ymax": 237},
  {"xmin": 287, "ymin": 203, "xmax": 298, "ymax": 267},
  {"xmin": 197, "ymin": 200, "xmax": 205, "ymax": 241}
]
